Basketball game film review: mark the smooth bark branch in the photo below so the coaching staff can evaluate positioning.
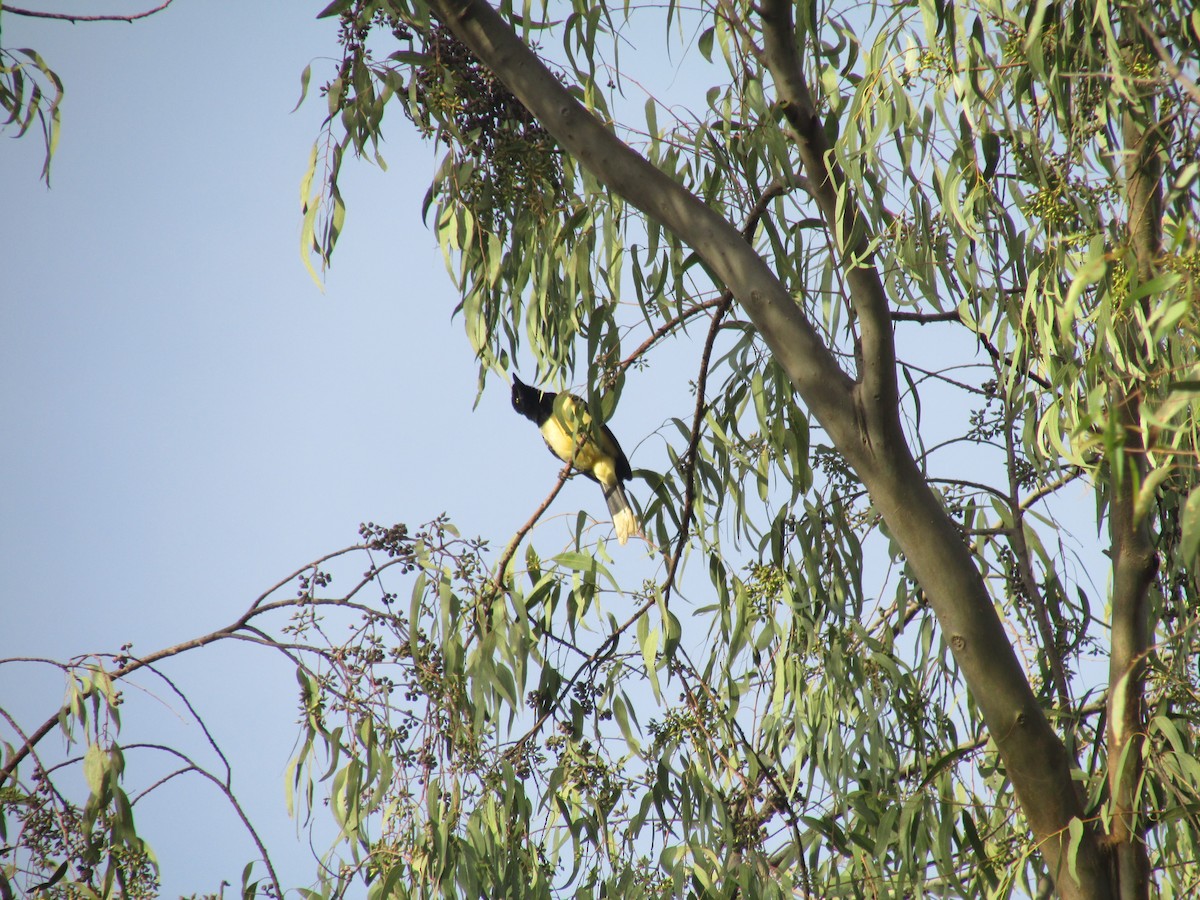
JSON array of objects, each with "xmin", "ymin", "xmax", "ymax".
[
  {"xmin": 425, "ymin": 0, "xmax": 860, "ymax": 449},
  {"xmin": 1107, "ymin": 390, "xmax": 1155, "ymax": 900},
  {"xmin": 758, "ymin": 0, "xmax": 896, "ymax": 422},
  {"xmin": 1106, "ymin": 67, "xmax": 1164, "ymax": 900}
]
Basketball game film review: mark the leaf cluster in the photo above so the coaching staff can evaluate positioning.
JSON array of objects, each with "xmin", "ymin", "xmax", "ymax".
[{"xmin": 0, "ymin": 45, "xmax": 62, "ymax": 184}]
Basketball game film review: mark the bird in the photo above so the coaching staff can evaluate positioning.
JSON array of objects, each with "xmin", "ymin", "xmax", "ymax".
[{"xmin": 511, "ymin": 374, "xmax": 641, "ymax": 545}]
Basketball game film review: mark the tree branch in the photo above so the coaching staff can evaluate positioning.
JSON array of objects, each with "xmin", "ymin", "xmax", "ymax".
[
  {"xmin": 1105, "ymin": 42, "xmax": 1164, "ymax": 894},
  {"xmin": 616, "ymin": 295, "xmax": 728, "ymax": 372},
  {"xmin": 4, "ymin": 0, "xmax": 176, "ymax": 23},
  {"xmin": 892, "ymin": 306, "xmax": 1054, "ymax": 390},
  {"xmin": 1004, "ymin": 399, "xmax": 1074, "ymax": 713},
  {"xmin": 488, "ymin": 459, "xmax": 572, "ymax": 597},
  {"xmin": 122, "ymin": 743, "xmax": 282, "ymax": 899},
  {"xmin": 891, "ymin": 310, "xmax": 962, "ymax": 323},
  {"xmin": 0, "ymin": 542, "xmax": 379, "ymax": 785},
  {"xmin": 758, "ymin": 0, "xmax": 897, "ymax": 424}
]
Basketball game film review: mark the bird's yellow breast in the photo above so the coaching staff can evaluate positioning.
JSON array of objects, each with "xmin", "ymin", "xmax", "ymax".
[{"xmin": 539, "ymin": 397, "xmax": 619, "ymax": 487}]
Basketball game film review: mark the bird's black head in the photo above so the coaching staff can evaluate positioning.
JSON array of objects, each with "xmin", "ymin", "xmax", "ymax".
[{"xmin": 512, "ymin": 374, "xmax": 554, "ymax": 425}]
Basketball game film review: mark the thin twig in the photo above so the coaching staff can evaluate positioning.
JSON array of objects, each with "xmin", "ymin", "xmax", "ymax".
[
  {"xmin": 892, "ymin": 304, "xmax": 1055, "ymax": 391},
  {"xmin": 5, "ymin": 0, "xmax": 176, "ymax": 23},
  {"xmin": 121, "ymin": 742, "xmax": 283, "ymax": 898},
  {"xmin": 663, "ymin": 179, "xmax": 787, "ymax": 602},
  {"xmin": 140, "ymin": 663, "xmax": 234, "ymax": 783},
  {"xmin": 617, "ymin": 296, "xmax": 729, "ymax": 372},
  {"xmin": 490, "ymin": 460, "xmax": 572, "ymax": 595},
  {"xmin": 1003, "ymin": 398, "xmax": 1074, "ymax": 711},
  {"xmin": 891, "ymin": 310, "xmax": 961, "ymax": 323},
  {"xmin": 0, "ymin": 542, "xmax": 377, "ymax": 783}
]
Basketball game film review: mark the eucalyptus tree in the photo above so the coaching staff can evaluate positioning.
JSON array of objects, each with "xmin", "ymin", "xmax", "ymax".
[{"xmin": 295, "ymin": 0, "xmax": 1200, "ymax": 896}]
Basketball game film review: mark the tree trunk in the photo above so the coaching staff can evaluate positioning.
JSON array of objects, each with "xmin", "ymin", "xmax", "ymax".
[{"xmin": 1105, "ymin": 32, "xmax": 1165, "ymax": 896}]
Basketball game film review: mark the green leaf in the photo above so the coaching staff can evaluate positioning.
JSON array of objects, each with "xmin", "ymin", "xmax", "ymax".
[
  {"xmin": 980, "ymin": 132, "xmax": 1000, "ymax": 180},
  {"xmin": 32, "ymin": 860, "xmax": 69, "ymax": 891},
  {"xmin": 552, "ymin": 550, "xmax": 618, "ymax": 591},
  {"xmin": 83, "ymin": 743, "xmax": 108, "ymax": 796},
  {"xmin": 316, "ymin": 0, "xmax": 354, "ymax": 18},
  {"xmin": 612, "ymin": 692, "xmax": 641, "ymax": 753},
  {"xmin": 291, "ymin": 64, "xmax": 312, "ymax": 114},
  {"xmin": 662, "ymin": 608, "xmax": 682, "ymax": 663},
  {"xmin": 298, "ymin": 141, "xmax": 324, "ymax": 289},
  {"xmin": 241, "ymin": 861, "xmax": 259, "ymax": 900},
  {"xmin": 902, "ymin": 365, "xmax": 921, "ymax": 433},
  {"xmin": 1063, "ymin": 248, "xmax": 1108, "ymax": 322},
  {"xmin": 637, "ymin": 614, "xmax": 661, "ymax": 701},
  {"xmin": 1066, "ymin": 817, "xmax": 1084, "ymax": 884},
  {"xmin": 1182, "ymin": 486, "xmax": 1200, "ymax": 564},
  {"xmin": 1133, "ymin": 466, "xmax": 1172, "ymax": 525}
]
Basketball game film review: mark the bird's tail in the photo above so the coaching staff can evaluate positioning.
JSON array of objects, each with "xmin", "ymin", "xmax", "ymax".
[{"xmin": 602, "ymin": 480, "xmax": 642, "ymax": 546}]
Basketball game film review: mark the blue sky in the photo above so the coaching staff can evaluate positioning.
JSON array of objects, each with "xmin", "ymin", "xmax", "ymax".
[{"xmin": 0, "ymin": 2, "xmax": 538, "ymax": 892}]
